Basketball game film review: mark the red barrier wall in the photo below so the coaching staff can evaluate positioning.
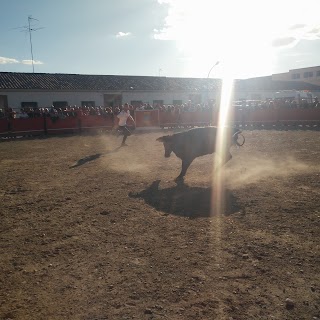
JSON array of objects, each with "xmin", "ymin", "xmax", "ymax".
[
  {"xmin": 277, "ymin": 108, "xmax": 320, "ymax": 121},
  {"xmin": 0, "ymin": 119, "xmax": 9, "ymax": 134},
  {"xmin": 179, "ymin": 111, "xmax": 212, "ymax": 126},
  {"xmin": 211, "ymin": 111, "xmax": 219, "ymax": 126},
  {"xmin": 159, "ymin": 111, "xmax": 179, "ymax": 127},
  {"xmin": 159, "ymin": 111, "xmax": 214, "ymax": 127},
  {"xmin": 46, "ymin": 117, "xmax": 80, "ymax": 134},
  {"xmin": 232, "ymin": 108, "xmax": 320, "ymax": 126},
  {"xmin": 80, "ymin": 115, "xmax": 114, "ymax": 130},
  {"xmin": 1, "ymin": 108, "xmax": 319, "ymax": 138},
  {"xmin": 10, "ymin": 118, "xmax": 44, "ymax": 135},
  {"xmin": 246, "ymin": 109, "xmax": 278, "ymax": 122},
  {"xmin": 135, "ymin": 110, "xmax": 159, "ymax": 127}
]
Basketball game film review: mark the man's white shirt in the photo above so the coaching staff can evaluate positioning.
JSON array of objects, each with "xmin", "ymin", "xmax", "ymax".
[{"xmin": 117, "ymin": 110, "xmax": 130, "ymax": 126}]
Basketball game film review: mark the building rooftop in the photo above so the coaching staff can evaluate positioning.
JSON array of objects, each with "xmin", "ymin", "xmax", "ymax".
[
  {"xmin": 0, "ymin": 72, "xmax": 320, "ymax": 92},
  {"xmin": 236, "ymin": 76, "xmax": 320, "ymax": 91}
]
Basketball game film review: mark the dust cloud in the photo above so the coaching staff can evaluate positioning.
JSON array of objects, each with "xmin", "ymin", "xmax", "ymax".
[
  {"xmin": 99, "ymin": 134, "xmax": 153, "ymax": 175},
  {"xmin": 79, "ymin": 133, "xmax": 319, "ymax": 185},
  {"xmin": 223, "ymin": 156, "xmax": 317, "ymax": 189}
]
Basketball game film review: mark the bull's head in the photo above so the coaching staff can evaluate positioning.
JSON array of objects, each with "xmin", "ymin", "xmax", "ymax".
[
  {"xmin": 232, "ymin": 128, "xmax": 245, "ymax": 147},
  {"xmin": 156, "ymin": 135, "xmax": 173, "ymax": 158}
]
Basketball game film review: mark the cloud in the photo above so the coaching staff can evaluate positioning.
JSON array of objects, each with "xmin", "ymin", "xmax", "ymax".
[
  {"xmin": 115, "ymin": 32, "xmax": 131, "ymax": 38},
  {"xmin": 0, "ymin": 57, "xmax": 44, "ymax": 65},
  {"xmin": 155, "ymin": 0, "xmax": 320, "ymax": 46},
  {"xmin": 308, "ymin": 27, "xmax": 320, "ymax": 34},
  {"xmin": 305, "ymin": 26, "xmax": 320, "ymax": 40},
  {"xmin": 272, "ymin": 37, "xmax": 297, "ymax": 47},
  {"xmin": 273, "ymin": 24, "xmax": 320, "ymax": 47},
  {"xmin": 0, "ymin": 56, "xmax": 19, "ymax": 64},
  {"xmin": 289, "ymin": 24, "xmax": 306, "ymax": 30},
  {"xmin": 153, "ymin": 28, "xmax": 171, "ymax": 40},
  {"xmin": 22, "ymin": 60, "xmax": 44, "ymax": 65}
]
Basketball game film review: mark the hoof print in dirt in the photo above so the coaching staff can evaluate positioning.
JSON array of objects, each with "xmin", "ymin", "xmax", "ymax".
[{"xmin": 100, "ymin": 210, "xmax": 110, "ymax": 215}]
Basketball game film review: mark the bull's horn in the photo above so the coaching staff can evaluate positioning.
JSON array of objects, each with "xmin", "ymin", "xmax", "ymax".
[
  {"xmin": 235, "ymin": 133, "xmax": 245, "ymax": 146},
  {"xmin": 232, "ymin": 130, "xmax": 242, "ymax": 138}
]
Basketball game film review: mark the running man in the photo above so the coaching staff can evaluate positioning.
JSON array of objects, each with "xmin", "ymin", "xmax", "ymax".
[{"xmin": 113, "ymin": 103, "xmax": 135, "ymax": 147}]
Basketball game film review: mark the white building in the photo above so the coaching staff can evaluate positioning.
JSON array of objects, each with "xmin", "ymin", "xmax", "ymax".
[
  {"xmin": 1, "ymin": 72, "xmax": 320, "ymax": 112},
  {"xmin": 272, "ymin": 66, "xmax": 320, "ymax": 87}
]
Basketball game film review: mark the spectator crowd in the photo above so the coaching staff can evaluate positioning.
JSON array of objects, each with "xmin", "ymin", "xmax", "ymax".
[{"xmin": 0, "ymin": 97, "xmax": 319, "ymax": 120}]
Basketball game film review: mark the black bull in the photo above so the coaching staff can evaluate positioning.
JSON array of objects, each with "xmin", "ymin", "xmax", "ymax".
[{"xmin": 156, "ymin": 126, "xmax": 245, "ymax": 181}]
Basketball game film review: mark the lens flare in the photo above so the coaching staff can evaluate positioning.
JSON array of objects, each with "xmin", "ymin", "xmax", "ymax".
[
  {"xmin": 211, "ymin": 77, "xmax": 234, "ymax": 216},
  {"xmin": 210, "ymin": 76, "xmax": 234, "ymax": 285}
]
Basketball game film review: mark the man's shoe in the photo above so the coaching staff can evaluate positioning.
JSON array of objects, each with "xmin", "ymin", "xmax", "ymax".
[{"xmin": 121, "ymin": 143, "xmax": 128, "ymax": 147}]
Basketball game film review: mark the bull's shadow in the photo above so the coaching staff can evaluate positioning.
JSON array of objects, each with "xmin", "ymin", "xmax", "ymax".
[
  {"xmin": 69, "ymin": 147, "xmax": 122, "ymax": 168},
  {"xmin": 129, "ymin": 180, "xmax": 242, "ymax": 218}
]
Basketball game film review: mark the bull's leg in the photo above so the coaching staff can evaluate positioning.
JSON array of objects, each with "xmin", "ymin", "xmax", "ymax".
[
  {"xmin": 215, "ymin": 151, "xmax": 232, "ymax": 171},
  {"xmin": 175, "ymin": 158, "xmax": 193, "ymax": 181},
  {"xmin": 223, "ymin": 151, "xmax": 232, "ymax": 166}
]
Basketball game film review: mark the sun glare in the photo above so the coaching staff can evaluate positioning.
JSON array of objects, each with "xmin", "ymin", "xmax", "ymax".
[
  {"xmin": 211, "ymin": 76, "xmax": 233, "ymax": 215},
  {"xmin": 158, "ymin": 0, "xmax": 320, "ymax": 78}
]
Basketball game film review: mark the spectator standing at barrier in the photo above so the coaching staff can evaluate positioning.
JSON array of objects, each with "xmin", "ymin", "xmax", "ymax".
[
  {"xmin": 313, "ymin": 97, "xmax": 319, "ymax": 108},
  {"xmin": 8, "ymin": 108, "xmax": 16, "ymax": 119},
  {"xmin": 114, "ymin": 106, "xmax": 120, "ymax": 115},
  {"xmin": 129, "ymin": 104, "xmax": 135, "ymax": 117},
  {"xmin": 145, "ymin": 103, "xmax": 153, "ymax": 110},
  {"xmin": 113, "ymin": 103, "xmax": 135, "ymax": 147},
  {"xmin": 19, "ymin": 108, "xmax": 29, "ymax": 118}
]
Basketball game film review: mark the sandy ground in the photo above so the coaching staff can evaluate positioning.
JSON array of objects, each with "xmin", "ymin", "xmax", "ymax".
[{"xmin": 0, "ymin": 129, "xmax": 319, "ymax": 320}]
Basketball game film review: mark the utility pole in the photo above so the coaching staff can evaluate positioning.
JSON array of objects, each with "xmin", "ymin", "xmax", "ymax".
[
  {"xmin": 207, "ymin": 61, "xmax": 219, "ymax": 104},
  {"xmin": 15, "ymin": 16, "xmax": 44, "ymax": 73},
  {"xmin": 28, "ymin": 16, "xmax": 36, "ymax": 73},
  {"xmin": 27, "ymin": 16, "xmax": 44, "ymax": 73}
]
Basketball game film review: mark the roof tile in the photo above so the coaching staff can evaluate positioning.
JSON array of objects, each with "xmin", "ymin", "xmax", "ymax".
[{"xmin": 0, "ymin": 72, "xmax": 319, "ymax": 92}]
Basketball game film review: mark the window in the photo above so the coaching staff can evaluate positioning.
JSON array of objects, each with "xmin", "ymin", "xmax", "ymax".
[
  {"xmin": 21, "ymin": 102, "xmax": 38, "ymax": 109},
  {"xmin": 316, "ymin": 71, "xmax": 320, "ymax": 77},
  {"xmin": 303, "ymin": 72, "xmax": 313, "ymax": 78},
  {"xmin": 173, "ymin": 100, "xmax": 183, "ymax": 106},
  {"xmin": 81, "ymin": 101, "xmax": 95, "ymax": 108},
  {"xmin": 53, "ymin": 101, "xmax": 68, "ymax": 109},
  {"xmin": 130, "ymin": 100, "xmax": 143, "ymax": 108},
  {"xmin": 153, "ymin": 100, "xmax": 164, "ymax": 107},
  {"xmin": 292, "ymin": 73, "xmax": 300, "ymax": 79}
]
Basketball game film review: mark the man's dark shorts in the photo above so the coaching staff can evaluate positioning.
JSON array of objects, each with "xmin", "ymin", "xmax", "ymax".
[{"xmin": 118, "ymin": 125, "xmax": 131, "ymax": 136}]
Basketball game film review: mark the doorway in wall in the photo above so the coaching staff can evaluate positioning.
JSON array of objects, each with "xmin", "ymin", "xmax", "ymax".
[{"xmin": 0, "ymin": 95, "xmax": 8, "ymax": 112}]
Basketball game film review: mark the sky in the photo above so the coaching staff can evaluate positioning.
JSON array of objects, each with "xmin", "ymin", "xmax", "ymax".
[{"xmin": 0, "ymin": 0, "xmax": 320, "ymax": 79}]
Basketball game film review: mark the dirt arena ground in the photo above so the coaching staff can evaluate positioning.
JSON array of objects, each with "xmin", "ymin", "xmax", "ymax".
[{"xmin": 0, "ymin": 129, "xmax": 319, "ymax": 320}]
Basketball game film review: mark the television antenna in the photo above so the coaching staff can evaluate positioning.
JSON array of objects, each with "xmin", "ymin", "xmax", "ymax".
[{"xmin": 14, "ymin": 15, "xmax": 44, "ymax": 73}]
